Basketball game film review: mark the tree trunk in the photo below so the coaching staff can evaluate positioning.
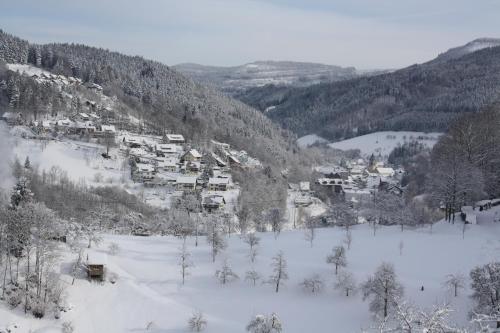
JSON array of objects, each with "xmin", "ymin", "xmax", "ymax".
[{"xmin": 384, "ymin": 297, "xmax": 388, "ymax": 318}]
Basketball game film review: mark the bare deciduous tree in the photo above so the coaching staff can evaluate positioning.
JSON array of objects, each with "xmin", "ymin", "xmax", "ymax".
[
  {"xmin": 268, "ymin": 251, "xmax": 288, "ymax": 293},
  {"xmin": 326, "ymin": 246, "xmax": 347, "ymax": 275},
  {"xmin": 300, "ymin": 274, "xmax": 324, "ymax": 293},
  {"xmin": 443, "ymin": 273, "xmax": 466, "ymax": 297},
  {"xmin": 334, "ymin": 271, "xmax": 357, "ymax": 297},
  {"xmin": 362, "ymin": 262, "xmax": 404, "ymax": 318}
]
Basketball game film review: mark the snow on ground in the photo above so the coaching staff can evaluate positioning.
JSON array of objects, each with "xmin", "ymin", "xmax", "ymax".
[
  {"xmin": 3, "ymin": 214, "xmax": 499, "ymax": 333},
  {"xmin": 296, "ymin": 134, "xmax": 328, "ymax": 148},
  {"xmin": 0, "ymin": 123, "xmax": 15, "ymax": 191},
  {"xmin": 12, "ymin": 136, "xmax": 127, "ymax": 186},
  {"xmin": 328, "ymin": 131, "xmax": 442, "ymax": 157},
  {"xmin": 6, "ymin": 63, "xmax": 53, "ymax": 77}
]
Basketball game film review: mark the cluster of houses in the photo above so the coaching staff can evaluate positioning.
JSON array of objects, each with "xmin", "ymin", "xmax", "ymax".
[
  {"xmin": 28, "ymin": 111, "xmax": 117, "ymax": 138},
  {"xmin": 123, "ymin": 135, "xmax": 256, "ymax": 213},
  {"xmin": 30, "ymin": 71, "xmax": 83, "ymax": 89},
  {"xmin": 288, "ymin": 158, "xmax": 403, "ymax": 208},
  {"xmin": 316, "ymin": 159, "xmax": 402, "ymax": 204}
]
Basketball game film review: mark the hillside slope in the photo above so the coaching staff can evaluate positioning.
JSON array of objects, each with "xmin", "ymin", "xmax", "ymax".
[
  {"xmin": 236, "ymin": 41, "xmax": 500, "ymax": 140},
  {"xmin": 0, "ymin": 29, "xmax": 295, "ymax": 166}
]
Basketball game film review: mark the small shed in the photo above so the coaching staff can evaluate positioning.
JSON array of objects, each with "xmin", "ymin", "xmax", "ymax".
[{"xmin": 87, "ymin": 253, "xmax": 107, "ymax": 281}]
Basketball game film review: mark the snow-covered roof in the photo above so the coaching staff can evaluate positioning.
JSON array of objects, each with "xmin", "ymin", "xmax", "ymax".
[
  {"xmin": 101, "ymin": 125, "xmax": 116, "ymax": 132},
  {"xmin": 228, "ymin": 155, "xmax": 241, "ymax": 164},
  {"xmin": 203, "ymin": 195, "xmax": 225, "ymax": 205},
  {"xmin": 211, "ymin": 153, "xmax": 227, "ymax": 166},
  {"xmin": 73, "ymin": 121, "xmax": 95, "ymax": 129},
  {"xmin": 294, "ymin": 196, "xmax": 312, "ymax": 204},
  {"xmin": 208, "ymin": 177, "xmax": 229, "ymax": 185},
  {"xmin": 166, "ymin": 134, "xmax": 185, "ymax": 142},
  {"xmin": 1, "ymin": 112, "xmax": 19, "ymax": 119},
  {"xmin": 188, "ymin": 149, "xmax": 202, "ymax": 158},
  {"xmin": 315, "ymin": 165, "xmax": 348, "ymax": 175},
  {"xmin": 87, "ymin": 252, "xmax": 107, "ymax": 265},
  {"xmin": 376, "ymin": 167, "xmax": 395, "ymax": 176},
  {"xmin": 156, "ymin": 144, "xmax": 177, "ymax": 153},
  {"xmin": 57, "ymin": 118, "xmax": 74, "ymax": 126},
  {"xmin": 158, "ymin": 160, "xmax": 178, "ymax": 167},
  {"xmin": 299, "ymin": 181, "xmax": 310, "ymax": 191},
  {"xmin": 78, "ymin": 112, "xmax": 89, "ymax": 118},
  {"xmin": 137, "ymin": 163, "xmax": 155, "ymax": 172},
  {"xmin": 176, "ymin": 176, "xmax": 197, "ymax": 184},
  {"xmin": 211, "ymin": 139, "xmax": 230, "ymax": 149},
  {"xmin": 129, "ymin": 148, "xmax": 149, "ymax": 157}
]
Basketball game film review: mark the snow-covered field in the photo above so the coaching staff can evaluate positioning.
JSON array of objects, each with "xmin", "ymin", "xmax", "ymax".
[
  {"xmin": 6, "ymin": 64, "xmax": 53, "ymax": 77},
  {"xmin": 2, "ymin": 214, "xmax": 499, "ymax": 333},
  {"xmin": 327, "ymin": 131, "xmax": 442, "ymax": 157},
  {"xmin": 296, "ymin": 134, "xmax": 328, "ymax": 148},
  {"xmin": 12, "ymin": 136, "xmax": 127, "ymax": 186}
]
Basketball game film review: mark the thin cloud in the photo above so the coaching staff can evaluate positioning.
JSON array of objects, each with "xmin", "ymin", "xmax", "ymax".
[{"xmin": 0, "ymin": 0, "xmax": 497, "ymax": 69}]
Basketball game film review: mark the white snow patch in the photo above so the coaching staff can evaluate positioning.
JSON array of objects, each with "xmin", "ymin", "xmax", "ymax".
[
  {"xmin": 296, "ymin": 134, "xmax": 328, "ymax": 148},
  {"xmin": 6, "ymin": 63, "xmax": 53, "ymax": 77},
  {"xmin": 328, "ymin": 131, "xmax": 442, "ymax": 157}
]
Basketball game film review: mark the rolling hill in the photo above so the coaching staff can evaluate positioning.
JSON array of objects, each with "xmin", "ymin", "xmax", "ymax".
[
  {"xmin": 235, "ymin": 39, "xmax": 500, "ymax": 141},
  {"xmin": 0, "ymin": 29, "xmax": 296, "ymax": 166},
  {"xmin": 173, "ymin": 60, "xmax": 358, "ymax": 95}
]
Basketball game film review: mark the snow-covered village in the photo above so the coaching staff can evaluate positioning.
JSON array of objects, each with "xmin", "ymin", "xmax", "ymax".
[{"xmin": 0, "ymin": 3, "xmax": 500, "ymax": 333}]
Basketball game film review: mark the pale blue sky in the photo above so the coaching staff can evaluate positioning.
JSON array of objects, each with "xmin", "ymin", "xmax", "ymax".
[{"xmin": 1, "ymin": 0, "xmax": 499, "ymax": 69}]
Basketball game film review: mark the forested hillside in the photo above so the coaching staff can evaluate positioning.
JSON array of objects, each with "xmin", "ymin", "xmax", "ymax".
[
  {"xmin": 0, "ymin": 30, "xmax": 297, "ymax": 166},
  {"xmin": 236, "ymin": 41, "xmax": 500, "ymax": 141}
]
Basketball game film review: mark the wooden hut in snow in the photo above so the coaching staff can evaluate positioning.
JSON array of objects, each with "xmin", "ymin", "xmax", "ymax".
[{"xmin": 87, "ymin": 253, "xmax": 107, "ymax": 281}]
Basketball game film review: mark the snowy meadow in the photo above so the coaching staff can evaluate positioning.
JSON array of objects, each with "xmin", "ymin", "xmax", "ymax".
[{"xmin": 1, "ymin": 218, "xmax": 499, "ymax": 333}]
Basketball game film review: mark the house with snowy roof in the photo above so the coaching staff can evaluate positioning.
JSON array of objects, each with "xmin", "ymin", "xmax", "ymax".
[
  {"xmin": 156, "ymin": 143, "xmax": 178, "ymax": 156},
  {"xmin": 165, "ymin": 134, "xmax": 185, "ymax": 144},
  {"xmin": 202, "ymin": 195, "xmax": 226, "ymax": 213},
  {"xmin": 133, "ymin": 163, "xmax": 155, "ymax": 182},
  {"xmin": 181, "ymin": 149, "xmax": 202, "ymax": 162},
  {"xmin": 176, "ymin": 176, "xmax": 197, "ymax": 191},
  {"xmin": 208, "ymin": 177, "xmax": 229, "ymax": 191}
]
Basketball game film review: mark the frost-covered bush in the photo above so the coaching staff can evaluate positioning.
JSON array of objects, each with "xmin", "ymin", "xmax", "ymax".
[
  {"xmin": 93, "ymin": 172, "xmax": 103, "ymax": 183},
  {"xmin": 7, "ymin": 291, "xmax": 22, "ymax": 309},
  {"xmin": 62, "ymin": 321, "xmax": 75, "ymax": 333},
  {"xmin": 109, "ymin": 272, "xmax": 119, "ymax": 284},
  {"xmin": 108, "ymin": 242, "xmax": 120, "ymax": 255},
  {"xmin": 188, "ymin": 311, "xmax": 207, "ymax": 332},
  {"xmin": 300, "ymin": 274, "xmax": 324, "ymax": 293},
  {"xmin": 246, "ymin": 313, "xmax": 282, "ymax": 333},
  {"xmin": 31, "ymin": 301, "xmax": 46, "ymax": 318}
]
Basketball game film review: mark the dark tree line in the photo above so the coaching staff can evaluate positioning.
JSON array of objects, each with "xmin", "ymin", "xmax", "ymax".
[{"xmin": 426, "ymin": 107, "xmax": 500, "ymax": 220}]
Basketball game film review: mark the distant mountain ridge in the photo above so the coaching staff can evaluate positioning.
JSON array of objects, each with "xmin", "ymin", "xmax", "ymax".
[
  {"xmin": 435, "ymin": 38, "xmax": 500, "ymax": 62},
  {"xmin": 234, "ymin": 39, "xmax": 500, "ymax": 141},
  {"xmin": 173, "ymin": 60, "xmax": 358, "ymax": 95}
]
